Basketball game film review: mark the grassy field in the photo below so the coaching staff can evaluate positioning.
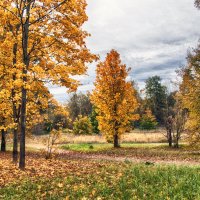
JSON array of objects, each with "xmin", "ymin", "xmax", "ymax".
[{"xmin": 1, "ymin": 130, "xmax": 199, "ymax": 199}]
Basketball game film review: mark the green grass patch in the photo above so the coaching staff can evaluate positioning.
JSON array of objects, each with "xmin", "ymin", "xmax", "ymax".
[
  {"xmin": 62, "ymin": 143, "xmax": 113, "ymax": 152},
  {"xmin": 1, "ymin": 164, "xmax": 200, "ymax": 200},
  {"xmin": 61, "ymin": 143, "xmax": 200, "ymax": 162},
  {"xmin": 61, "ymin": 143, "xmax": 165, "ymax": 152}
]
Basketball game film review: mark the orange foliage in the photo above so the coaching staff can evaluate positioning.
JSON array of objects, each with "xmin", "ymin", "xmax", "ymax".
[
  {"xmin": 0, "ymin": 0, "xmax": 97, "ymax": 168},
  {"xmin": 179, "ymin": 44, "xmax": 200, "ymax": 144},
  {"xmin": 91, "ymin": 50, "xmax": 139, "ymax": 145}
]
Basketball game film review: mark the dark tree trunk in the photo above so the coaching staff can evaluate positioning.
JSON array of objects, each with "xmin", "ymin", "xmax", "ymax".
[
  {"xmin": 1, "ymin": 130, "xmax": 6, "ymax": 152},
  {"xmin": 167, "ymin": 130, "xmax": 172, "ymax": 147},
  {"xmin": 19, "ymin": 1, "xmax": 31, "ymax": 170},
  {"xmin": 12, "ymin": 82, "xmax": 20, "ymax": 164},
  {"xmin": 20, "ymin": 88, "xmax": 26, "ymax": 169},
  {"xmin": 13, "ymin": 129, "xmax": 18, "ymax": 163},
  {"xmin": 174, "ymin": 137, "xmax": 179, "ymax": 148},
  {"xmin": 12, "ymin": 30, "xmax": 20, "ymax": 163},
  {"xmin": 114, "ymin": 134, "xmax": 120, "ymax": 148}
]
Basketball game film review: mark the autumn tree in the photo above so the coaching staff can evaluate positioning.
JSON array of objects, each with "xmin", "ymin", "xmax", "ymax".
[
  {"xmin": 0, "ymin": 17, "xmax": 21, "ymax": 160},
  {"xmin": 0, "ymin": 2, "xmax": 25, "ymax": 161},
  {"xmin": 73, "ymin": 115, "xmax": 92, "ymax": 135},
  {"xmin": 91, "ymin": 50, "xmax": 139, "ymax": 147},
  {"xmin": 0, "ymin": 0, "xmax": 96, "ymax": 169},
  {"xmin": 179, "ymin": 44, "xmax": 200, "ymax": 145}
]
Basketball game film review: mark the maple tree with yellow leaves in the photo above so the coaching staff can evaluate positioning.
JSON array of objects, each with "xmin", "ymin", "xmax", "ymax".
[
  {"xmin": 91, "ymin": 50, "xmax": 139, "ymax": 147},
  {"xmin": 179, "ymin": 44, "xmax": 200, "ymax": 145},
  {"xmin": 0, "ymin": 0, "xmax": 96, "ymax": 169}
]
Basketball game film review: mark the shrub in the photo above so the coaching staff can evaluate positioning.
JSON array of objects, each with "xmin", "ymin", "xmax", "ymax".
[
  {"xmin": 44, "ymin": 129, "xmax": 61, "ymax": 159},
  {"xmin": 73, "ymin": 115, "xmax": 93, "ymax": 135},
  {"xmin": 139, "ymin": 109, "xmax": 158, "ymax": 130}
]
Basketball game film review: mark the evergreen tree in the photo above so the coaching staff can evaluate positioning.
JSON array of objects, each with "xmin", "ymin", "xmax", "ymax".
[{"xmin": 145, "ymin": 76, "xmax": 167, "ymax": 124}]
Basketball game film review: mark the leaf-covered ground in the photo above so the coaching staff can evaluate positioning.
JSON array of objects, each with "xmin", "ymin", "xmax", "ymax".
[
  {"xmin": 0, "ymin": 144, "xmax": 200, "ymax": 200},
  {"xmin": 0, "ymin": 152, "xmax": 107, "ymax": 188},
  {"xmin": 0, "ymin": 151, "xmax": 200, "ymax": 200}
]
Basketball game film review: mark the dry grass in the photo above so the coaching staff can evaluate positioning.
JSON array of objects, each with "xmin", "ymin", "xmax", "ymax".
[
  {"xmin": 60, "ymin": 134, "xmax": 106, "ymax": 144},
  {"xmin": 60, "ymin": 128, "xmax": 167, "ymax": 144},
  {"xmin": 121, "ymin": 128, "xmax": 166, "ymax": 143}
]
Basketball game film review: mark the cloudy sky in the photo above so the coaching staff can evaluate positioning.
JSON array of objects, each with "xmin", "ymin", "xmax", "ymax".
[{"xmin": 50, "ymin": 0, "xmax": 200, "ymax": 102}]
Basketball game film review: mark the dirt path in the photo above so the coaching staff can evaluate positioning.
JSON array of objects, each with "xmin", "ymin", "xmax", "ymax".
[{"xmin": 57, "ymin": 150, "xmax": 200, "ymax": 167}]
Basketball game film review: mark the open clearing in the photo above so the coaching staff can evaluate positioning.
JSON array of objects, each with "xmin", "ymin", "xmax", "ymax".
[{"xmin": 1, "ymin": 130, "xmax": 200, "ymax": 199}]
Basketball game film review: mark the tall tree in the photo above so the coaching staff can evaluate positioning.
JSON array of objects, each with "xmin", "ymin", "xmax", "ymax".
[
  {"xmin": 91, "ymin": 50, "xmax": 139, "ymax": 147},
  {"xmin": 0, "ymin": 0, "xmax": 96, "ymax": 169},
  {"xmin": 179, "ymin": 44, "xmax": 200, "ymax": 145},
  {"xmin": 0, "ymin": 14, "xmax": 21, "ymax": 162},
  {"xmin": 145, "ymin": 76, "xmax": 167, "ymax": 124}
]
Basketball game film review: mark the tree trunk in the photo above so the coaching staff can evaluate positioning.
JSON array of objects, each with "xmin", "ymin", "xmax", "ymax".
[
  {"xmin": 13, "ymin": 129, "xmax": 18, "ymax": 163},
  {"xmin": 12, "ymin": 85, "xmax": 20, "ymax": 164},
  {"xmin": 167, "ymin": 130, "xmax": 172, "ymax": 147},
  {"xmin": 174, "ymin": 137, "xmax": 179, "ymax": 148},
  {"xmin": 1, "ymin": 130, "xmax": 6, "ymax": 152},
  {"xmin": 19, "ymin": 1, "xmax": 31, "ymax": 170},
  {"xmin": 12, "ymin": 29, "xmax": 20, "ymax": 163},
  {"xmin": 114, "ymin": 134, "xmax": 120, "ymax": 148},
  {"xmin": 19, "ymin": 84, "xmax": 27, "ymax": 170}
]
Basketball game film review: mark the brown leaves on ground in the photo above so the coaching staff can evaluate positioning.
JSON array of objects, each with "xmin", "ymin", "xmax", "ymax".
[
  {"xmin": 0, "ymin": 152, "xmax": 105, "ymax": 188},
  {"xmin": 0, "ymin": 146, "xmax": 199, "ymax": 188}
]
